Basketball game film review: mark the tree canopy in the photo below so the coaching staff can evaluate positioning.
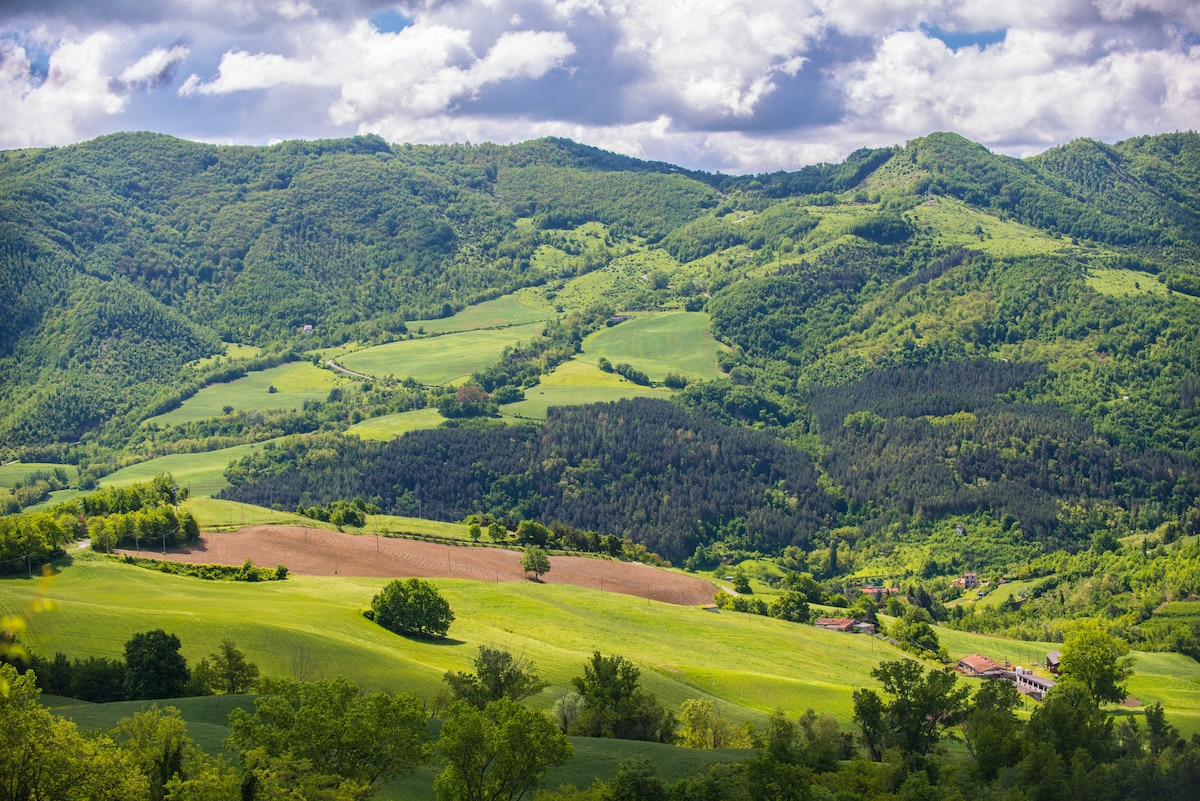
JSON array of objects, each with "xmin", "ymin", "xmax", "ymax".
[{"xmin": 368, "ymin": 578, "xmax": 455, "ymax": 639}]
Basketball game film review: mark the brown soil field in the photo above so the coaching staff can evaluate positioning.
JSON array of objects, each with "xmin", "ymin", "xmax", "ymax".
[{"xmin": 123, "ymin": 526, "xmax": 718, "ymax": 606}]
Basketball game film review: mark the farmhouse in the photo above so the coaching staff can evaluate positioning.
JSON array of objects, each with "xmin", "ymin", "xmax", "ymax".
[
  {"xmin": 956, "ymin": 653, "xmax": 1006, "ymax": 678},
  {"xmin": 951, "ymin": 572, "xmax": 979, "ymax": 590},
  {"xmin": 814, "ymin": 617, "xmax": 857, "ymax": 632}
]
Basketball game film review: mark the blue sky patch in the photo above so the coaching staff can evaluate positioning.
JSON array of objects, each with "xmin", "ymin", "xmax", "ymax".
[
  {"xmin": 921, "ymin": 25, "xmax": 1006, "ymax": 51},
  {"xmin": 369, "ymin": 9, "xmax": 413, "ymax": 35}
]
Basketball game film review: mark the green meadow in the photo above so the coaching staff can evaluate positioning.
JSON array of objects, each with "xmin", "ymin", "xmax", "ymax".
[
  {"xmin": 345, "ymin": 407, "xmax": 447, "ymax": 441},
  {"xmin": 407, "ymin": 293, "xmax": 556, "ymax": 335},
  {"xmin": 8, "ymin": 553, "xmax": 1199, "ymax": 737},
  {"xmin": 338, "ymin": 323, "xmax": 545, "ymax": 385},
  {"xmin": 0, "ymin": 461, "xmax": 78, "ymax": 489},
  {"xmin": 98, "ymin": 439, "xmax": 288, "ymax": 498},
  {"xmin": 1087, "ymin": 267, "xmax": 1170, "ymax": 297},
  {"xmin": 503, "ymin": 361, "xmax": 671, "ymax": 420},
  {"xmin": 146, "ymin": 362, "xmax": 344, "ymax": 427},
  {"xmin": 579, "ymin": 312, "xmax": 728, "ymax": 381}
]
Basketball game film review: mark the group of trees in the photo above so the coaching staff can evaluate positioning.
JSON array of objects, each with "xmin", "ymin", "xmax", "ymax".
[{"xmin": 23, "ymin": 630, "xmax": 260, "ymax": 703}]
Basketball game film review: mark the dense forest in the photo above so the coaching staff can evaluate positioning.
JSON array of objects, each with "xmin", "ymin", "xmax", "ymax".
[{"xmin": 219, "ymin": 397, "xmax": 837, "ymax": 561}]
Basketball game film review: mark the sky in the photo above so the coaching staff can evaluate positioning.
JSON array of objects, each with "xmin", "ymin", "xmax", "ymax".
[{"xmin": 1, "ymin": 1, "xmax": 1199, "ymax": 174}]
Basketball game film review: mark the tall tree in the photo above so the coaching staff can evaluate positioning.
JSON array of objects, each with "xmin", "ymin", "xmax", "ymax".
[
  {"xmin": 444, "ymin": 645, "xmax": 549, "ymax": 709},
  {"xmin": 193, "ymin": 639, "xmax": 260, "ymax": 695},
  {"xmin": 852, "ymin": 659, "xmax": 969, "ymax": 770},
  {"xmin": 434, "ymin": 699, "xmax": 572, "ymax": 801},
  {"xmin": 1059, "ymin": 621, "xmax": 1135, "ymax": 706},
  {"xmin": 520, "ymin": 547, "xmax": 551, "ymax": 581},
  {"xmin": 569, "ymin": 652, "xmax": 676, "ymax": 743},
  {"xmin": 110, "ymin": 705, "xmax": 192, "ymax": 801},
  {"xmin": 0, "ymin": 664, "xmax": 148, "ymax": 800},
  {"xmin": 124, "ymin": 629, "xmax": 190, "ymax": 700}
]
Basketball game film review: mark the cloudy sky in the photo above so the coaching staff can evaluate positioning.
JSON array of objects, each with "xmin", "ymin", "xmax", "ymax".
[{"xmin": 2, "ymin": 1, "xmax": 1198, "ymax": 173}]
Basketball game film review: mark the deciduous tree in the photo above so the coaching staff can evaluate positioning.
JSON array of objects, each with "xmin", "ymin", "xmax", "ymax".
[
  {"xmin": 434, "ymin": 698, "xmax": 571, "ymax": 801},
  {"xmin": 124, "ymin": 629, "xmax": 190, "ymax": 700},
  {"xmin": 444, "ymin": 645, "xmax": 548, "ymax": 709},
  {"xmin": 1059, "ymin": 621, "xmax": 1135, "ymax": 706},
  {"xmin": 226, "ymin": 676, "xmax": 431, "ymax": 796},
  {"xmin": 369, "ymin": 578, "xmax": 454, "ymax": 639},
  {"xmin": 520, "ymin": 546, "xmax": 551, "ymax": 580}
]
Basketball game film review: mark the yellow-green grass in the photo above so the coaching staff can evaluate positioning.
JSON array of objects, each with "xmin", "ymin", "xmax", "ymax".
[
  {"xmin": 1087, "ymin": 268, "xmax": 1169, "ymax": 297},
  {"xmin": 180, "ymin": 497, "xmax": 320, "ymax": 530},
  {"xmin": 5, "ymin": 553, "xmax": 913, "ymax": 730},
  {"xmin": 345, "ymin": 407, "xmax": 447, "ymax": 441},
  {"xmin": 146, "ymin": 363, "xmax": 344, "ymax": 427},
  {"xmin": 338, "ymin": 323, "xmax": 545, "ymax": 385},
  {"xmin": 99, "ymin": 439, "xmax": 288, "ymax": 499},
  {"xmin": 362, "ymin": 515, "xmax": 472, "ymax": 539},
  {"xmin": 0, "ymin": 462, "xmax": 78, "ymax": 489},
  {"xmin": 407, "ymin": 293, "xmax": 556, "ymax": 335},
  {"xmin": 906, "ymin": 197, "xmax": 1071, "ymax": 259},
  {"xmin": 578, "ymin": 312, "xmax": 728, "ymax": 381},
  {"xmin": 499, "ymin": 360, "xmax": 670, "ymax": 419},
  {"xmin": 190, "ymin": 342, "xmax": 263, "ymax": 371}
]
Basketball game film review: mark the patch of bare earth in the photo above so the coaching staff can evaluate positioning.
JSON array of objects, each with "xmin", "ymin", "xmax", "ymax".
[{"xmin": 122, "ymin": 526, "xmax": 717, "ymax": 606}]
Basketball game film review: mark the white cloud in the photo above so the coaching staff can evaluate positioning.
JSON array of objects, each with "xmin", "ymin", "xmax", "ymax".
[
  {"xmin": 611, "ymin": 0, "xmax": 825, "ymax": 118},
  {"xmin": 0, "ymin": 33, "xmax": 126, "ymax": 148},
  {"xmin": 183, "ymin": 19, "xmax": 575, "ymax": 127},
  {"xmin": 119, "ymin": 44, "xmax": 189, "ymax": 87},
  {"xmin": 837, "ymin": 27, "xmax": 1200, "ymax": 150}
]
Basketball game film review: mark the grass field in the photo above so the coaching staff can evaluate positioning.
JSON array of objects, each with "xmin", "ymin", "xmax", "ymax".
[
  {"xmin": 146, "ymin": 362, "xmax": 344, "ymax": 427},
  {"xmin": 578, "ymin": 312, "xmax": 728, "ymax": 381},
  {"xmin": 98, "ymin": 438, "xmax": 289, "ymax": 499},
  {"xmin": 407, "ymin": 293, "xmax": 556, "ymax": 335},
  {"xmin": 503, "ymin": 361, "xmax": 671, "ymax": 420},
  {"xmin": 345, "ymin": 407, "xmax": 447, "ymax": 441},
  {"xmin": 6, "ymin": 553, "xmax": 909, "ymax": 729},
  {"xmin": 1087, "ymin": 267, "xmax": 1169, "ymax": 297},
  {"xmin": 338, "ymin": 323, "xmax": 544, "ymax": 385},
  {"xmin": 0, "ymin": 462, "xmax": 78, "ymax": 489}
]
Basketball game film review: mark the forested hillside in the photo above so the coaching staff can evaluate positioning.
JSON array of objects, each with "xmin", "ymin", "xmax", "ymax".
[{"xmin": 3, "ymin": 129, "xmax": 1200, "ymax": 650}]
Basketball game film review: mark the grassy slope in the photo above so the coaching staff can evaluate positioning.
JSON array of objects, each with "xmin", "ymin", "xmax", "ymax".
[
  {"xmin": 146, "ymin": 363, "xmax": 344, "ymax": 427},
  {"xmin": 504, "ymin": 360, "xmax": 671, "ymax": 420},
  {"xmin": 407, "ymin": 294, "xmax": 556, "ymax": 335},
  {"xmin": 338, "ymin": 323, "xmax": 545, "ymax": 385},
  {"xmin": 8, "ymin": 554, "xmax": 1198, "ymax": 736},
  {"xmin": 8, "ymin": 554, "xmax": 909, "ymax": 728},
  {"xmin": 578, "ymin": 312, "xmax": 728, "ymax": 381},
  {"xmin": 98, "ymin": 438, "xmax": 289, "ymax": 498},
  {"xmin": 344, "ymin": 407, "xmax": 448, "ymax": 441}
]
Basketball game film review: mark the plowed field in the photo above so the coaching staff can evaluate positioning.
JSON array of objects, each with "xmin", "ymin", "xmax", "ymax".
[{"xmin": 125, "ymin": 526, "xmax": 717, "ymax": 606}]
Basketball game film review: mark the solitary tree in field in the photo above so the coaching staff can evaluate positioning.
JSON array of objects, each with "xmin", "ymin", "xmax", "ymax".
[
  {"xmin": 521, "ymin": 546, "xmax": 551, "ymax": 581},
  {"xmin": 369, "ymin": 578, "xmax": 454, "ymax": 639}
]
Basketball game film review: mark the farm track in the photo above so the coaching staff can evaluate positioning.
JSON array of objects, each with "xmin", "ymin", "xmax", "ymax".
[{"xmin": 124, "ymin": 526, "xmax": 718, "ymax": 606}]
